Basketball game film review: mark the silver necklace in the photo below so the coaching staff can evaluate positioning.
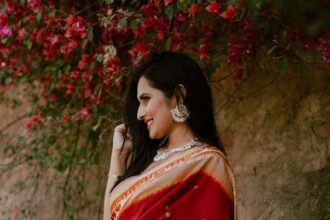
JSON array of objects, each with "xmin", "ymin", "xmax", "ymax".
[{"xmin": 153, "ymin": 138, "xmax": 199, "ymax": 162}]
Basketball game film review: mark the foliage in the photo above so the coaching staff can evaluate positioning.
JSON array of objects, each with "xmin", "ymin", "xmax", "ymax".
[{"xmin": 0, "ymin": 0, "xmax": 329, "ymax": 219}]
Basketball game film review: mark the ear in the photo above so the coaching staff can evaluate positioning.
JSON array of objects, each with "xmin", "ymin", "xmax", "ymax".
[{"xmin": 174, "ymin": 84, "xmax": 187, "ymax": 104}]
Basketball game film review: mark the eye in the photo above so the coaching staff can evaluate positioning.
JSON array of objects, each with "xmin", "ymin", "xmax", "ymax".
[{"xmin": 141, "ymin": 96, "xmax": 150, "ymax": 104}]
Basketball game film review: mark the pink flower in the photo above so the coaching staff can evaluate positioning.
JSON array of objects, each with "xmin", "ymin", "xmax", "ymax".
[
  {"xmin": 0, "ymin": 26, "xmax": 12, "ymax": 37},
  {"xmin": 16, "ymin": 28, "xmax": 26, "ymax": 41},
  {"xmin": 188, "ymin": 3, "xmax": 200, "ymax": 15},
  {"xmin": 60, "ymin": 40, "xmax": 79, "ymax": 56},
  {"xmin": 80, "ymin": 107, "xmax": 91, "ymax": 120},
  {"xmin": 175, "ymin": 11, "xmax": 188, "ymax": 24},
  {"xmin": 220, "ymin": 5, "xmax": 235, "ymax": 20},
  {"xmin": 205, "ymin": 2, "xmax": 220, "ymax": 14},
  {"xmin": 24, "ymin": 121, "xmax": 33, "ymax": 130},
  {"xmin": 199, "ymin": 43, "xmax": 212, "ymax": 61},
  {"xmin": 164, "ymin": 0, "xmax": 174, "ymax": 6},
  {"xmin": 27, "ymin": 0, "xmax": 42, "ymax": 13}
]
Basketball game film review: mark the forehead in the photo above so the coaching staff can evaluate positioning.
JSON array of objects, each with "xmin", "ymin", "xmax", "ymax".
[{"xmin": 137, "ymin": 77, "xmax": 154, "ymax": 96}]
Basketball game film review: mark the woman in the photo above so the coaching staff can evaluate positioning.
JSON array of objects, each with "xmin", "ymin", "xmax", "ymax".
[{"xmin": 104, "ymin": 52, "xmax": 236, "ymax": 220}]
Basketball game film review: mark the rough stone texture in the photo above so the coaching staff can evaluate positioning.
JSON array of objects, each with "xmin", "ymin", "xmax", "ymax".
[
  {"xmin": 1, "ymin": 58, "xmax": 329, "ymax": 219},
  {"xmin": 212, "ymin": 58, "xmax": 330, "ymax": 220}
]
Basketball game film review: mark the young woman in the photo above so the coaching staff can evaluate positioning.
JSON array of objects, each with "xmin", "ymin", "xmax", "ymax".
[{"xmin": 103, "ymin": 52, "xmax": 236, "ymax": 220}]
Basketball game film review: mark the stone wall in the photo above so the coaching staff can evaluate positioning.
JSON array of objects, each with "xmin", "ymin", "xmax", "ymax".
[
  {"xmin": 1, "ymin": 58, "xmax": 329, "ymax": 219},
  {"xmin": 212, "ymin": 58, "xmax": 329, "ymax": 220}
]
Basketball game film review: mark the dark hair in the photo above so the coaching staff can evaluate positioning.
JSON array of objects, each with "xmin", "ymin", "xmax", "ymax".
[{"xmin": 112, "ymin": 52, "xmax": 225, "ymax": 189}]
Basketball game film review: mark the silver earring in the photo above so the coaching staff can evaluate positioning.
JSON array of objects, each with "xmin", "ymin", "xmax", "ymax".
[{"xmin": 170, "ymin": 104, "xmax": 190, "ymax": 123}]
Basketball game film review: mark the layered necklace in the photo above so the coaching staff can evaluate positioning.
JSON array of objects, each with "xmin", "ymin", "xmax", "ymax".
[{"xmin": 153, "ymin": 138, "xmax": 200, "ymax": 162}]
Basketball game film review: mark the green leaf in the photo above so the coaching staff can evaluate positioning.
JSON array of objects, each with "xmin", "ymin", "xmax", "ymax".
[
  {"xmin": 48, "ymin": 9, "xmax": 56, "ymax": 17},
  {"xmin": 88, "ymin": 27, "xmax": 93, "ymax": 41},
  {"xmin": 277, "ymin": 59, "xmax": 289, "ymax": 70},
  {"xmin": 130, "ymin": 19, "xmax": 139, "ymax": 29},
  {"xmin": 81, "ymin": 38, "xmax": 88, "ymax": 49},
  {"xmin": 23, "ymin": 39, "xmax": 33, "ymax": 49},
  {"xmin": 267, "ymin": 45, "xmax": 278, "ymax": 55},
  {"xmin": 37, "ymin": 11, "xmax": 42, "ymax": 23},
  {"xmin": 164, "ymin": 37, "xmax": 172, "ymax": 50},
  {"xmin": 19, "ymin": 0, "xmax": 26, "ymax": 6},
  {"xmin": 165, "ymin": 5, "xmax": 175, "ymax": 20},
  {"xmin": 104, "ymin": 0, "xmax": 115, "ymax": 4},
  {"xmin": 118, "ymin": 17, "xmax": 127, "ymax": 27},
  {"xmin": 177, "ymin": 1, "xmax": 189, "ymax": 11}
]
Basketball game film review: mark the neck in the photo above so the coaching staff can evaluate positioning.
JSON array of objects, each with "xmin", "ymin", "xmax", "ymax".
[{"xmin": 167, "ymin": 123, "xmax": 195, "ymax": 149}]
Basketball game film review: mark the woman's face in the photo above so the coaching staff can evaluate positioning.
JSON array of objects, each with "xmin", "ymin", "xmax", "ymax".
[{"xmin": 137, "ymin": 76, "xmax": 176, "ymax": 139}]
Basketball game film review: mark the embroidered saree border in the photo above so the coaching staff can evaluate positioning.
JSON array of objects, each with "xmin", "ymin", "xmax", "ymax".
[{"xmin": 109, "ymin": 146, "xmax": 236, "ymax": 220}]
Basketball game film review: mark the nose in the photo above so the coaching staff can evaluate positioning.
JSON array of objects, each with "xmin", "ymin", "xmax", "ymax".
[{"xmin": 137, "ymin": 105, "xmax": 145, "ymax": 121}]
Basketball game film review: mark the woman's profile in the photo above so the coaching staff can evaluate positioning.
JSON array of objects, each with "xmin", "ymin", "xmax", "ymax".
[{"xmin": 103, "ymin": 52, "xmax": 236, "ymax": 220}]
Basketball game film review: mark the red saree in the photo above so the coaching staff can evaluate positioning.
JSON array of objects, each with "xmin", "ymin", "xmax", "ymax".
[{"xmin": 109, "ymin": 146, "xmax": 236, "ymax": 220}]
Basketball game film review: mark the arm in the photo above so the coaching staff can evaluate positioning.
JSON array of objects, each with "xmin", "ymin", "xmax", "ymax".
[{"xmin": 103, "ymin": 124, "xmax": 132, "ymax": 220}]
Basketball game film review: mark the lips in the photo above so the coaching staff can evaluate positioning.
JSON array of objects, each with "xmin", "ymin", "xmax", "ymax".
[{"xmin": 145, "ymin": 119, "xmax": 153, "ymax": 129}]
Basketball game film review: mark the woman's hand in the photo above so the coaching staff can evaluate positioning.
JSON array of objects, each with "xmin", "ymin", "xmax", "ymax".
[
  {"xmin": 109, "ymin": 124, "xmax": 133, "ymax": 176},
  {"xmin": 112, "ymin": 123, "xmax": 133, "ymax": 154}
]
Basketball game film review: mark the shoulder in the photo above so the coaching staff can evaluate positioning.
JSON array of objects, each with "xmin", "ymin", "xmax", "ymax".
[
  {"xmin": 187, "ymin": 145, "xmax": 231, "ymax": 166},
  {"xmin": 185, "ymin": 146, "xmax": 235, "ymax": 199}
]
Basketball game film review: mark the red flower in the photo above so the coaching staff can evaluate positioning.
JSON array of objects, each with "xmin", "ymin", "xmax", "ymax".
[
  {"xmin": 70, "ymin": 71, "xmax": 79, "ymax": 79},
  {"xmin": 106, "ymin": 56, "xmax": 121, "ymax": 75},
  {"xmin": 78, "ymin": 54, "xmax": 92, "ymax": 70},
  {"xmin": 175, "ymin": 11, "xmax": 188, "ymax": 24},
  {"xmin": 24, "ymin": 121, "xmax": 33, "ymax": 130},
  {"xmin": 60, "ymin": 39, "xmax": 79, "ymax": 56},
  {"xmin": 188, "ymin": 3, "xmax": 200, "ymax": 15},
  {"xmin": 0, "ymin": 12, "xmax": 7, "ymax": 27},
  {"xmin": 66, "ymin": 82, "xmax": 75, "ymax": 95},
  {"xmin": 64, "ymin": 15, "xmax": 87, "ymax": 39},
  {"xmin": 16, "ymin": 28, "xmax": 26, "ymax": 41},
  {"xmin": 220, "ymin": 5, "xmax": 235, "ymax": 20},
  {"xmin": 164, "ymin": 0, "xmax": 174, "ymax": 6},
  {"xmin": 128, "ymin": 42, "xmax": 148, "ymax": 57},
  {"xmin": 61, "ymin": 114, "xmax": 70, "ymax": 122},
  {"xmin": 32, "ymin": 115, "xmax": 41, "ymax": 124},
  {"xmin": 199, "ymin": 43, "xmax": 212, "ymax": 61},
  {"xmin": 205, "ymin": 2, "xmax": 220, "ymax": 14}
]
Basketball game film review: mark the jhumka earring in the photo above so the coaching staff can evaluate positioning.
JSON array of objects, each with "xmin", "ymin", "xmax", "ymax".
[{"xmin": 170, "ymin": 104, "xmax": 190, "ymax": 123}]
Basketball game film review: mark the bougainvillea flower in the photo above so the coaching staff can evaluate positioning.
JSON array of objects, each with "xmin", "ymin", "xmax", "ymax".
[
  {"xmin": 61, "ymin": 114, "xmax": 70, "ymax": 122},
  {"xmin": 0, "ymin": 26, "xmax": 12, "ymax": 37},
  {"xmin": 27, "ymin": 0, "xmax": 42, "ymax": 13},
  {"xmin": 16, "ymin": 28, "xmax": 26, "ymax": 41},
  {"xmin": 78, "ymin": 54, "xmax": 92, "ymax": 70},
  {"xmin": 80, "ymin": 107, "xmax": 91, "ymax": 120},
  {"xmin": 0, "ymin": 12, "xmax": 7, "ymax": 27},
  {"xmin": 175, "ymin": 11, "xmax": 188, "ymax": 24},
  {"xmin": 60, "ymin": 39, "xmax": 79, "ymax": 56},
  {"xmin": 205, "ymin": 2, "xmax": 220, "ymax": 14},
  {"xmin": 70, "ymin": 71, "xmax": 80, "ymax": 79},
  {"xmin": 199, "ymin": 43, "xmax": 212, "ymax": 61},
  {"xmin": 188, "ymin": 3, "xmax": 200, "ymax": 15},
  {"xmin": 220, "ymin": 5, "xmax": 235, "ymax": 20},
  {"xmin": 128, "ymin": 42, "xmax": 148, "ymax": 57},
  {"xmin": 64, "ymin": 15, "xmax": 87, "ymax": 39},
  {"xmin": 164, "ymin": 0, "xmax": 174, "ymax": 6}
]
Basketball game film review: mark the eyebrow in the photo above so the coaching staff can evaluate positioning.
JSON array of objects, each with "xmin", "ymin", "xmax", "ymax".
[{"xmin": 137, "ymin": 93, "xmax": 151, "ymax": 101}]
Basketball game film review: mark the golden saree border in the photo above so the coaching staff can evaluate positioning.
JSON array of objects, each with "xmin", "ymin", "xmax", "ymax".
[{"xmin": 109, "ymin": 146, "xmax": 236, "ymax": 220}]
